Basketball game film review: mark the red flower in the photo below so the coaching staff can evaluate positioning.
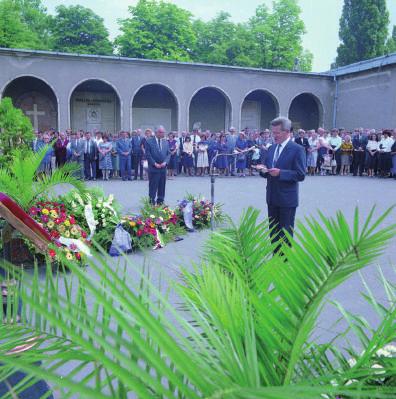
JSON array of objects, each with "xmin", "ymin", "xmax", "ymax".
[
  {"xmin": 137, "ymin": 230, "xmax": 143, "ymax": 237},
  {"xmin": 49, "ymin": 249, "xmax": 56, "ymax": 258},
  {"xmin": 75, "ymin": 252, "xmax": 81, "ymax": 261},
  {"xmin": 69, "ymin": 216, "xmax": 76, "ymax": 225},
  {"xmin": 54, "ymin": 218, "xmax": 61, "ymax": 225},
  {"xmin": 29, "ymin": 207, "xmax": 38, "ymax": 215},
  {"xmin": 81, "ymin": 231, "xmax": 87, "ymax": 239},
  {"xmin": 50, "ymin": 230, "xmax": 60, "ymax": 239}
]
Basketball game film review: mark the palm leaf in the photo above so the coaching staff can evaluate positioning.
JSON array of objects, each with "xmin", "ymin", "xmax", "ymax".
[{"xmin": 0, "ymin": 208, "xmax": 395, "ymax": 398}]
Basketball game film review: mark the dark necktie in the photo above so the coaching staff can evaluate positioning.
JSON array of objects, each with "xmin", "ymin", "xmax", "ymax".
[
  {"xmin": 273, "ymin": 144, "xmax": 281, "ymax": 167},
  {"xmin": 158, "ymin": 138, "xmax": 162, "ymax": 151}
]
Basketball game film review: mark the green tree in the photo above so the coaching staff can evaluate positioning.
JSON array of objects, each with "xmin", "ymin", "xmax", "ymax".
[
  {"xmin": 192, "ymin": 12, "xmax": 255, "ymax": 67},
  {"xmin": 14, "ymin": 0, "xmax": 51, "ymax": 49},
  {"xmin": 115, "ymin": 0, "xmax": 196, "ymax": 61},
  {"xmin": 0, "ymin": 97, "xmax": 34, "ymax": 164},
  {"xmin": 335, "ymin": 0, "xmax": 390, "ymax": 67},
  {"xmin": 250, "ymin": 0, "xmax": 312, "ymax": 71},
  {"xmin": 50, "ymin": 5, "xmax": 113, "ymax": 55},
  {"xmin": 0, "ymin": 0, "xmax": 42, "ymax": 49},
  {"xmin": 386, "ymin": 25, "xmax": 396, "ymax": 53}
]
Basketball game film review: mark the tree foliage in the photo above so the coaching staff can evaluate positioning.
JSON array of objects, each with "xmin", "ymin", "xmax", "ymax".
[
  {"xmin": 335, "ymin": 0, "xmax": 390, "ymax": 67},
  {"xmin": 49, "ymin": 5, "xmax": 113, "ymax": 55},
  {"xmin": 14, "ymin": 0, "xmax": 52, "ymax": 49},
  {"xmin": 0, "ymin": 97, "xmax": 34, "ymax": 163},
  {"xmin": 193, "ymin": 12, "xmax": 255, "ymax": 67},
  {"xmin": 115, "ymin": 0, "xmax": 196, "ymax": 61},
  {"xmin": 0, "ymin": 0, "xmax": 43, "ymax": 49},
  {"xmin": 249, "ymin": 0, "xmax": 312, "ymax": 71},
  {"xmin": 386, "ymin": 25, "xmax": 396, "ymax": 53}
]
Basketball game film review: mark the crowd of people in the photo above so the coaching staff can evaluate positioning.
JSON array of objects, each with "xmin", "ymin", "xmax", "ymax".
[{"xmin": 32, "ymin": 126, "xmax": 396, "ymax": 180}]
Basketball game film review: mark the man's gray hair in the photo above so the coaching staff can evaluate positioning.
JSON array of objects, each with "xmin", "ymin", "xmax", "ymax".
[
  {"xmin": 155, "ymin": 125, "xmax": 165, "ymax": 133},
  {"xmin": 270, "ymin": 116, "xmax": 292, "ymax": 131}
]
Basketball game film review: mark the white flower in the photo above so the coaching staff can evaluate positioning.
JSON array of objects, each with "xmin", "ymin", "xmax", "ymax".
[
  {"xmin": 96, "ymin": 203, "xmax": 101, "ymax": 208},
  {"xmin": 348, "ymin": 358, "xmax": 357, "ymax": 367},
  {"xmin": 150, "ymin": 214, "xmax": 155, "ymax": 218},
  {"xmin": 377, "ymin": 344, "xmax": 396, "ymax": 357}
]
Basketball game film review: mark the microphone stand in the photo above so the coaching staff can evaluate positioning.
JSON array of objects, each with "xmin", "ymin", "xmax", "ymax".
[{"xmin": 209, "ymin": 146, "xmax": 256, "ymax": 231}]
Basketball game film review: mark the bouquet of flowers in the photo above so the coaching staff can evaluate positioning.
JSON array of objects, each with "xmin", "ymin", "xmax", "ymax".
[
  {"xmin": 60, "ymin": 189, "xmax": 121, "ymax": 250},
  {"xmin": 139, "ymin": 199, "xmax": 184, "ymax": 242},
  {"xmin": 28, "ymin": 201, "xmax": 89, "ymax": 263},
  {"xmin": 121, "ymin": 216, "xmax": 163, "ymax": 250},
  {"xmin": 176, "ymin": 195, "xmax": 223, "ymax": 229}
]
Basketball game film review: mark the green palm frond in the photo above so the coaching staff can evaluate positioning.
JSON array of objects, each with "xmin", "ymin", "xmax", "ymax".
[
  {"xmin": 0, "ymin": 147, "xmax": 84, "ymax": 209},
  {"xmin": 0, "ymin": 208, "xmax": 395, "ymax": 398},
  {"xmin": 183, "ymin": 206, "xmax": 396, "ymax": 387}
]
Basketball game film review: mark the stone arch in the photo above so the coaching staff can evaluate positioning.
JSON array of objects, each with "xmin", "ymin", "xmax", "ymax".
[
  {"xmin": 1, "ymin": 75, "xmax": 59, "ymax": 131},
  {"xmin": 188, "ymin": 86, "xmax": 232, "ymax": 132},
  {"xmin": 131, "ymin": 83, "xmax": 179, "ymax": 132},
  {"xmin": 69, "ymin": 79, "xmax": 121, "ymax": 134},
  {"xmin": 288, "ymin": 92, "xmax": 324, "ymax": 131},
  {"xmin": 240, "ymin": 89, "xmax": 279, "ymax": 131}
]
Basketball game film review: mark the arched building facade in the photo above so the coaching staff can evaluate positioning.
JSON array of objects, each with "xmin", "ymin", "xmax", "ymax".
[{"xmin": 1, "ymin": 48, "xmax": 396, "ymax": 133}]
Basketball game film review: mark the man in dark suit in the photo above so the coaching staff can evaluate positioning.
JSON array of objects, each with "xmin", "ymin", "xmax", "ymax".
[
  {"xmin": 257, "ymin": 117, "xmax": 306, "ymax": 249},
  {"xmin": 145, "ymin": 125, "xmax": 171, "ymax": 205},
  {"xmin": 131, "ymin": 129, "xmax": 143, "ymax": 180},
  {"xmin": 294, "ymin": 129, "xmax": 310, "ymax": 154},
  {"xmin": 352, "ymin": 128, "xmax": 368, "ymax": 176},
  {"xmin": 83, "ymin": 131, "xmax": 98, "ymax": 180}
]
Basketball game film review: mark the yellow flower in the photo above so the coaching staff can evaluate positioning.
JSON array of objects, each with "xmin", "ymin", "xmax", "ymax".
[
  {"xmin": 59, "ymin": 225, "xmax": 66, "ymax": 233},
  {"xmin": 42, "ymin": 209, "xmax": 49, "ymax": 215},
  {"xmin": 150, "ymin": 223, "xmax": 155, "ymax": 228},
  {"xmin": 64, "ymin": 231, "xmax": 70, "ymax": 238},
  {"xmin": 47, "ymin": 221, "xmax": 55, "ymax": 229},
  {"xmin": 71, "ymin": 226, "xmax": 79, "ymax": 235},
  {"xmin": 64, "ymin": 220, "xmax": 70, "ymax": 227},
  {"xmin": 66, "ymin": 252, "xmax": 73, "ymax": 260},
  {"xmin": 129, "ymin": 221, "xmax": 136, "ymax": 227},
  {"xmin": 50, "ymin": 210, "xmax": 58, "ymax": 218}
]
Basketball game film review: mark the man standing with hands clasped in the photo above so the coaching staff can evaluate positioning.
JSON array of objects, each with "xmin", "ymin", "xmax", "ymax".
[
  {"xmin": 145, "ymin": 125, "xmax": 171, "ymax": 205},
  {"xmin": 255, "ymin": 117, "xmax": 306, "ymax": 250}
]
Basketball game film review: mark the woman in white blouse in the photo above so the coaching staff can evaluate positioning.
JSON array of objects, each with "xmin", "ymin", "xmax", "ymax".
[
  {"xmin": 365, "ymin": 132, "xmax": 378, "ymax": 177},
  {"xmin": 378, "ymin": 130, "xmax": 394, "ymax": 177},
  {"xmin": 307, "ymin": 132, "xmax": 320, "ymax": 176}
]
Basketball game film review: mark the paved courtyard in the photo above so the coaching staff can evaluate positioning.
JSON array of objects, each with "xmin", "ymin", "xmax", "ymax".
[
  {"xmin": 45, "ymin": 174, "xmax": 396, "ymax": 397},
  {"xmin": 86, "ymin": 174, "xmax": 396, "ymax": 340}
]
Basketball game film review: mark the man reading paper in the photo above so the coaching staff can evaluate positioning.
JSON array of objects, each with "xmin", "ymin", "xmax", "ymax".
[{"xmin": 255, "ymin": 117, "xmax": 306, "ymax": 250}]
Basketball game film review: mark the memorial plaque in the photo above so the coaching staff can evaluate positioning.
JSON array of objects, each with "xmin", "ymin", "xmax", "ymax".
[{"xmin": 71, "ymin": 91, "xmax": 116, "ymax": 133}]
